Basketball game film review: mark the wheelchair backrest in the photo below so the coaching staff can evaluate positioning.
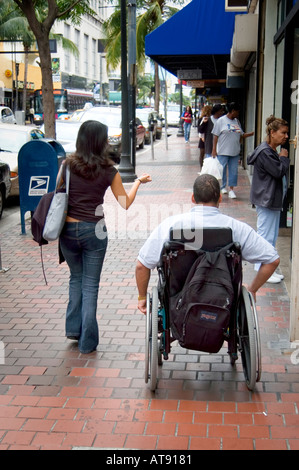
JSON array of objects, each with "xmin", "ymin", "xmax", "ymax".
[
  {"xmin": 160, "ymin": 227, "xmax": 241, "ymax": 297},
  {"xmin": 169, "ymin": 226, "xmax": 233, "ymax": 251}
]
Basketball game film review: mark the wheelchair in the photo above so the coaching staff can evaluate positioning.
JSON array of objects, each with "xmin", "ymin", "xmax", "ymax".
[{"xmin": 145, "ymin": 228, "xmax": 261, "ymax": 392}]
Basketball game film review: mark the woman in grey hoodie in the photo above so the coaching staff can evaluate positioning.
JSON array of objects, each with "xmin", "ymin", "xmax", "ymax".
[{"xmin": 247, "ymin": 115, "xmax": 289, "ymax": 283}]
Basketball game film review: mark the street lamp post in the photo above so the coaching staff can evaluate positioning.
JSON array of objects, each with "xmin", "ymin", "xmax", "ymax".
[
  {"xmin": 128, "ymin": 0, "xmax": 137, "ymax": 172},
  {"xmin": 177, "ymin": 81, "xmax": 184, "ymax": 137},
  {"xmin": 15, "ymin": 62, "xmax": 20, "ymax": 112},
  {"xmin": 118, "ymin": 0, "xmax": 136, "ymax": 182}
]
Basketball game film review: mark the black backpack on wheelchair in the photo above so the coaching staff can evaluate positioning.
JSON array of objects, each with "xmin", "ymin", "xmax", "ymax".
[{"xmin": 169, "ymin": 243, "xmax": 238, "ymax": 353}]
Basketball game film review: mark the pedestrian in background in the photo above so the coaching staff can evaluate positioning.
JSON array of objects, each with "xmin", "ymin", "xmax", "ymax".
[
  {"xmin": 212, "ymin": 102, "xmax": 254, "ymax": 199},
  {"xmin": 197, "ymin": 105, "xmax": 212, "ymax": 168},
  {"xmin": 247, "ymin": 115, "xmax": 289, "ymax": 283},
  {"xmin": 182, "ymin": 105, "xmax": 193, "ymax": 143},
  {"xmin": 59, "ymin": 120, "xmax": 151, "ymax": 353},
  {"xmin": 198, "ymin": 104, "xmax": 224, "ymax": 161}
]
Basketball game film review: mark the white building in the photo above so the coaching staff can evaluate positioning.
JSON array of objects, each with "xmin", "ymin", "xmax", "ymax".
[{"xmin": 51, "ymin": 0, "xmax": 110, "ymax": 96}]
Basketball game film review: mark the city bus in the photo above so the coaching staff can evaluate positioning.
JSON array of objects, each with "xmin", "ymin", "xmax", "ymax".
[{"xmin": 33, "ymin": 88, "xmax": 94, "ymax": 124}]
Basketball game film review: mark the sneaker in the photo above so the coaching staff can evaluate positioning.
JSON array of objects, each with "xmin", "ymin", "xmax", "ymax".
[
  {"xmin": 229, "ymin": 190, "xmax": 237, "ymax": 199},
  {"xmin": 221, "ymin": 188, "xmax": 228, "ymax": 194},
  {"xmin": 275, "ymin": 272, "xmax": 284, "ymax": 280},
  {"xmin": 266, "ymin": 273, "xmax": 282, "ymax": 284}
]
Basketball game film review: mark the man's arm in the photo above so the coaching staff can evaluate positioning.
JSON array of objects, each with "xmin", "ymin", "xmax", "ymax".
[
  {"xmin": 135, "ymin": 260, "xmax": 151, "ymax": 314},
  {"xmin": 247, "ymin": 258, "xmax": 280, "ymax": 301},
  {"xmin": 212, "ymin": 134, "xmax": 218, "ymax": 157}
]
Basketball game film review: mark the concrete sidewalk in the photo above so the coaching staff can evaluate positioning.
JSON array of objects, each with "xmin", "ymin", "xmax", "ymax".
[{"xmin": 0, "ymin": 127, "xmax": 298, "ymax": 450}]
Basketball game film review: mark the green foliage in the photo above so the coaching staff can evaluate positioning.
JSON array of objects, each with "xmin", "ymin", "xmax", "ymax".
[
  {"xmin": 168, "ymin": 92, "xmax": 189, "ymax": 106},
  {"xmin": 103, "ymin": 0, "xmax": 187, "ymax": 72}
]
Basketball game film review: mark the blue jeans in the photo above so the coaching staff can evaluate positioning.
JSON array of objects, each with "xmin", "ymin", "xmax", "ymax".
[
  {"xmin": 254, "ymin": 205, "xmax": 280, "ymax": 271},
  {"xmin": 184, "ymin": 122, "xmax": 191, "ymax": 142},
  {"xmin": 217, "ymin": 155, "xmax": 239, "ymax": 189},
  {"xmin": 60, "ymin": 221, "xmax": 108, "ymax": 353}
]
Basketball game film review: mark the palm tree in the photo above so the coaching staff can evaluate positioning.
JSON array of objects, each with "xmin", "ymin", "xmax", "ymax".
[
  {"xmin": 11, "ymin": 0, "xmax": 94, "ymax": 138},
  {"xmin": 0, "ymin": 0, "xmax": 79, "ymax": 117},
  {"xmin": 0, "ymin": 0, "xmax": 33, "ymax": 113},
  {"xmin": 137, "ymin": 73, "xmax": 154, "ymax": 106},
  {"xmin": 103, "ymin": 0, "xmax": 186, "ymax": 112}
]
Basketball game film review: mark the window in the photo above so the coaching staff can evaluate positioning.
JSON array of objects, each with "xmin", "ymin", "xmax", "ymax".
[
  {"xmin": 92, "ymin": 39, "xmax": 96, "ymax": 78},
  {"xmin": 64, "ymin": 23, "xmax": 71, "ymax": 71},
  {"xmin": 84, "ymin": 34, "xmax": 89, "ymax": 76},
  {"xmin": 75, "ymin": 29, "xmax": 80, "ymax": 74},
  {"xmin": 225, "ymin": 0, "xmax": 248, "ymax": 11}
]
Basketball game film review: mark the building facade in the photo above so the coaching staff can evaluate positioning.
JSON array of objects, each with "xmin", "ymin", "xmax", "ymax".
[
  {"xmin": 0, "ymin": 1, "xmax": 110, "ymax": 113},
  {"xmin": 51, "ymin": 0, "xmax": 109, "ymax": 96},
  {"xmin": 227, "ymin": 0, "xmax": 299, "ymax": 340}
]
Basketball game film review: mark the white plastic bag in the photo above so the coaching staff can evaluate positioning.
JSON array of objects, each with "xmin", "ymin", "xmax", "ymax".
[{"xmin": 200, "ymin": 157, "xmax": 223, "ymax": 182}]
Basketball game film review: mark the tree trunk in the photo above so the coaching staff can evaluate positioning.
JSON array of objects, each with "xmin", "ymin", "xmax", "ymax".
[
  {"xmin": 36, "ymin": 34, "xmax": 56, "ymax": 138},
  {"xmin": 15, "ymin": 1, "xmax": 56, "ymax": 138}
]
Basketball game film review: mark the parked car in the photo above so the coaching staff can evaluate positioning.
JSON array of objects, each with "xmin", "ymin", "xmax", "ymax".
[
  {"xmin": 41, "ymin": 121, "xmax": 81, "ymax": 155},
  {"xmin": 0, "ymin": 124, "xmax": 45, "ymax": 196},
  {"xmin": 136, "ymin": 108, "xmax": 157, "ymax": 144},
  {"xmin": 0, "ymin": 106, "xmax": 16, "ymax": 124},
  {"xmin": 166, "ymin": 105, "xmax": 181, "ymax": 127},
  {"xmin": 66, "ymin": 109, "xmax": 85, "ymax": 121},
  {"xmin": 78, "ymin": 106, "xmax": 146, "ymax": 151},
  {"xmin": 0, "ymin": 160, "xmax": 11, "ymax": 218}
]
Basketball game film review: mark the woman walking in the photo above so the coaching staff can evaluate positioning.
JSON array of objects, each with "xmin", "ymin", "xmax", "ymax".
[
  {"xmin": 182, "ymin": 105, "xmax": 193, "ymax": 143},
  {"xmin": 247, "ymin": 115, "xmax": 289, "ymax": 283},
  {"xmin": 59, "ymin": 120, "xmax": 151, "ymax": 353}
]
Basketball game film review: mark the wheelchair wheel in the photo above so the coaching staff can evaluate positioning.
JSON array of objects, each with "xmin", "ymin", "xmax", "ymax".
[
  {"xmin": 238, "ymin": 286, "xmax": 261, "ymax": 391},
  {"xmin": 248, "ymin": 290, "xmax": 262, "ymax": 383},
  {"xmin": 144, "ymin": 287, "xmax": 159, "ymax": 391}
]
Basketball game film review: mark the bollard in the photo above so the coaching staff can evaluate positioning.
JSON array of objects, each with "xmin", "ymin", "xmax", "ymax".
[
  {"xmin": 150, "ymin": 122, "xmax": 155, "ymax": 160},
  {"xmin": 0, "ymin": 239, "xmax": 10, "ymax": 273}
]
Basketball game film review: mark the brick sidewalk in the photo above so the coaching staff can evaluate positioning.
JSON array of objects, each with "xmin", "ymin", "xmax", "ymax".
[{"xmin": 0, "ymin": 127, "xmax": 298, "ymax": 450}]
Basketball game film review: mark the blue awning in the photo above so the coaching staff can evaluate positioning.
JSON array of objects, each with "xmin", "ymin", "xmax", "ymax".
[{"xmin": 145, "ymin": 0, "xmax": 244, "ymax": 80}]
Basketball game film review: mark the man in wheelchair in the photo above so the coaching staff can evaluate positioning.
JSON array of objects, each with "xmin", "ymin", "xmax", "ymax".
[{"xmin": 136, "ymin": 174, "xmax": 280, "ymax": 314}]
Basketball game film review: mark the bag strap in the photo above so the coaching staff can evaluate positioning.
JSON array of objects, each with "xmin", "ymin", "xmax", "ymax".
[
  {"xmin": 55, "ymin": 163, "xmax": 70, "ymax": 194},
  {"xmin": 64, "ymin": 165, "xmax": 70, "ymax": 194}
]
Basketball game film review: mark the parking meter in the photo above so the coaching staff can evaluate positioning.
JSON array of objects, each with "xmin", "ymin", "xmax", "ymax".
[
  {"xmin": 149, "ymin": 121, "xmax": 155, "ymax": 160},
  {"xmin": 18, "ymin": 139, "xmax": 65, "ymax": 234}
]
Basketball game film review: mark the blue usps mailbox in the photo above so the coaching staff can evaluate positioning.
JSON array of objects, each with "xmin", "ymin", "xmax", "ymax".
[{"xmin": 18, "ymin": 139, "xmax": 65, "ymax": 234}]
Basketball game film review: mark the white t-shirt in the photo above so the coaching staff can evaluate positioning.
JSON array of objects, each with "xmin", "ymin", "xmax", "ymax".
[
  {"xmin": 212, "ymin": 115, "xmax": 244, "ymax": 156},
  {"xmin": 137, "ymin": 206, "xmax": 278, "ymax": 270}
]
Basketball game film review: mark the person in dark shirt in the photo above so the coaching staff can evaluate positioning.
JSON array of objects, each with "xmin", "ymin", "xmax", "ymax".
[
  {"xmin": 247, "ymin": 115, "xmax": 289, "ymax": 283},
  {"xmin": 59, "ymin": 120, "xmax": 151, "ymax": 353},
  {"xmin": 198, "ymin": 104, "xmax": 224, "ymax": 160}
]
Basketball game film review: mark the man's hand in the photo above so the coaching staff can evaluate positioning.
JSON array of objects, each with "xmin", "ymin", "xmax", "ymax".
[
  {"xmin": 138, "ymin": 298, "xmax": 147, "ymax": 314},
  {"xmin": 247, "ymin": 258, "xmax": 280, "ymax": 300},
  {"xmin": 135, "ymin": 261, "xmax": 151, "ymax": 315}
]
